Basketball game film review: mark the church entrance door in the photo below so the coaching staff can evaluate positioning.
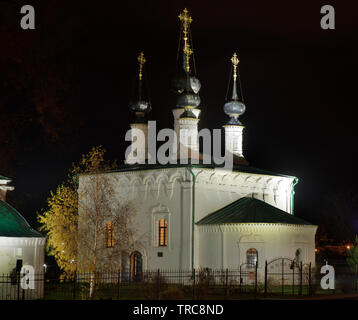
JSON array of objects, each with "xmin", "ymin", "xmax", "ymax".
[{"xmin": 130, "ymin": 251, "xmax": 142, "ymax": 281}]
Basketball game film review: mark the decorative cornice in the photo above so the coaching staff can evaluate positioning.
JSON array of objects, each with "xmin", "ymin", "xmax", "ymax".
[
  {"xmin": 79, "ymin": 168, "xmax": 187, "ymax": 200},
  {"xmin": 78, "ymin": 167, "xmax": 296, "ymax": 203},
  {"xmin": 193, "ymin": 168, "xmax": 294, "ymax": 193},
  {"xmin": 0, "ymin": 237, "xmax": 46, "ymax": 246},
  {"xmin": 197, "ymin": 223, "xmax": 317, "ymax": 233}
]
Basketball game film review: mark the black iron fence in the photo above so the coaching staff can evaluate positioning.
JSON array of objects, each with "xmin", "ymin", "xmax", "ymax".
[
  {"xmin": 0, "ymin": 272, "xmax": 44, "ymax": 300},
  {"xmin": 0, "ymin": 260, "xmax": 357, "ymax": 300}
]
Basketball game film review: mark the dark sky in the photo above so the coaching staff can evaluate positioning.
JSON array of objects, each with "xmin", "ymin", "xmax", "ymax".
[{"xmin": 1, "ymin": 0, "xmax": 357, "ymax": 234}]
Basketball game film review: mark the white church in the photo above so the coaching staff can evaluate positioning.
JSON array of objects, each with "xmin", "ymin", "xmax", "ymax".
[{"xmin": 77, "ymin": 9, "xmax": 317, "ymax": 280}]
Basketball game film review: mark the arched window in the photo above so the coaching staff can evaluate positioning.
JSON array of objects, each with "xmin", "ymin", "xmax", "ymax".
[
  {"xmin": 130, "ymin": 251, "xmax": 142, "ymax": 281},
  {"xmin": 247, "ymin": 248, "xmax": 258, "ymax": 267},
  {"xmin": 158, "ymin": 219, "xmax": 168, "ymax": 246},
  {"xmin": 105, "ymin": 221, "xmax": 114, "ymax": 248}
]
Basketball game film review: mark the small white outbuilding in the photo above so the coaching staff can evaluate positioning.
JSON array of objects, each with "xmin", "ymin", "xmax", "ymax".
[{"xmin": 0, "ymin": 175, "xmax": 46, "ymax": 299}]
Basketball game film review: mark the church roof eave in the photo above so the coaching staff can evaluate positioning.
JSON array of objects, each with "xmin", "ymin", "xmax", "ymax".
[
  {"xmin": 0, "ymin": 175, "xmax": 11, "ymax": 182},
  {"xmin": 74, "ymin": 163, "xmax": 297, "ymax": 180},
  {"xmin": 0, "ymin": 200, "xmax": 45, "ymax": 238},
  {"xmin": 196, "ymin": 197, "xmax": 314, "ymax": 226}
]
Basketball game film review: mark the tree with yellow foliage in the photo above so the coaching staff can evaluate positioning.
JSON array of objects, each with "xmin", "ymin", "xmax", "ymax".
[
  {"xmin": 38, "ymin": 146, "xmax": 136, "ymax": 281},
  {"xmin": 38, "ymin": 182, "xmax": 78, "ymax": 275}
]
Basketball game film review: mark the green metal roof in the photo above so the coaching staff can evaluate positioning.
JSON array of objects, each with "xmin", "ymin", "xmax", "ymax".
[
  {"xmin": 0, "ymin": 175, "xmax": 11, "ymax": 181},
  {"xmin": 0, "ymin": 200, "xmax": 44, "ymax": 237},
  {"xmin": 196, "ymin": 197, "xmax": 314, "ymax": 226}
]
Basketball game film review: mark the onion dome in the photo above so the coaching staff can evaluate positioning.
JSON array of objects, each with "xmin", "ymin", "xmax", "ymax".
[
  {"xmin": 129, "ymin": 52, "xmax": 151, "ymax": 123},
  {"xmin": 171, "ymin": 66, "xmax": 201, "ymax": 94},
  {"xmin": 176, "ymin": 91, "xmax": 200, "ymax": 108},
  {"xmin": 129, "ymin": 100, "xmax": 151, "ymax": 113},
  {"xmin": 176, "ymin": 84, "xmax": 201, "ymax": 109},
  {"xmin": 223, "ymin": 101, "xmax": 246, "ymax": 125},
  {"xmin": 223, "ymin": 53, "xmax": 246, "ymax": 125},
  {"xmin": 176, "ymin": 69, "xmax": 201, "ymax": 112}
]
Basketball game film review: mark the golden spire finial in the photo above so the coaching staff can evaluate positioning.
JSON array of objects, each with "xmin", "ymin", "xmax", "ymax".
[
  {"xmin": 138, "ymin": 52, "xmax": 146, "ymax": 81},
  {"xmin": 179, "ymin": 8, "xmax": 193, "ymax": 73},
  {"xmin": 231, "ymin": 53, "xmax": 240, "ymax": 81}
]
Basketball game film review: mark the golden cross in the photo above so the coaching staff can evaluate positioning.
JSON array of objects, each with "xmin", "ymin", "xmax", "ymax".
[
  {"xmin": 179, "ymin": 8, "xmax": 193, "ymax": 73},
  {"xmin": 231, "ymin": 53, "xmax": 240, "ymax": 80},
  {"xmin": 138, "ymin": 52, "xmax": 146, "ymax": 80},
  {"xmin": 179, "ymin": 8, "xmax": 193, "ymax": 28}
]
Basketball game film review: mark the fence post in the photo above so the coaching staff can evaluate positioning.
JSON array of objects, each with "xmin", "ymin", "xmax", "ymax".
[
  {"xmin": 255, "ymin": 261, "xmax": 258, "ymax": 294},
  {"xmin": 192, "ymin": 268, "xmax": 196, "ymax": 299},
  {"xmin": 17, "ymin": 271, "xmax": 20, "ymax": 300},
  {"xmin": 73, "ymin": 271, "xmax": 77, "ymax": 300},
  {"xmin": 157, "ymin": 269, "xmax": 160, "ymax": 300},
  {"xmin": 117, "ymin": 270, "xmax": 121, "ymax": 300},
  {"xmin": 299, "ymin": 261, "xmax": 302, "ymax": 295},
  {"xmin": 225, "ymin": 268, "xmax": 228, "ymax": 296},
  {"xmin": 264, "ymin": 261, "xmax": 267, "ymax": 297},
  {"xmin": 308, "ymin": 262, "xmax": 312, "ymax": 296},
  {"xmin": 22, "ymin": 271, "xmax": 25, "ymax": 300},
  {"xmin": 292, "ymin": 261, "xmax": 294, "ymax": 296},
  {"xmin": 356, "ymin": 264, "xmax": 358, "ymax": 293},
  {"xmin": 281, "ymin": 258, "xmax": 284, "ymax": 296},
  {"xmin": 239, "ymin": 265, "xmax": 242, "ymax": 293}
]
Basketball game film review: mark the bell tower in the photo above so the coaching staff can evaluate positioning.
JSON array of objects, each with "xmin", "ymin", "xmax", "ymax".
[
  {"xmin": 223, "ymin": 53, "xmax": 247, "ymax": 160},
  {"xmin": 172, "ymin": 8, "xmax": 201, "ymax": 161},
  {"xmin": 126, "ymin": 52, "xmax": 152, "ymax": 164}
]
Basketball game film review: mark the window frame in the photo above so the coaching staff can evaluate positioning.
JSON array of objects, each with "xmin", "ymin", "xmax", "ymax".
[
  {"xmin": 158, "ymin": 218, "xmax": 168, "ymax": 247},
  {"xmin": 151, "ymin": 204, "xmax": 171, "ymax": 251},
  {"xmin": 105, "ymin": 221, "xmax": 114, "ymax": 248},
  {"xmin": 246, "ymin": 248, "xmax": 258, "ymax": 268}
]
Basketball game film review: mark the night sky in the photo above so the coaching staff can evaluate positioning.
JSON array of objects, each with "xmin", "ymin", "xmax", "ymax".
[{"xmin": 1, "ymin": 0, "xmax": 357, "ymax": 239}]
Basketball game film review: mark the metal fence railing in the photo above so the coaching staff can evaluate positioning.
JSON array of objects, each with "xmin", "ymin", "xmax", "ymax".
[{"xmin": 1, "ymin": 261, "xmax": 357, "ymax": 300}]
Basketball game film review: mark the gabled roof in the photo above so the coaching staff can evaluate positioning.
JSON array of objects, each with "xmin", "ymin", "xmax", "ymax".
[
  {"xmin": 196, "ymin": 197, "xmax": 314, "ymax": 226},
  {"xmin": 0, "ymin": 200, "xmax": 44, "ymax": 237}
]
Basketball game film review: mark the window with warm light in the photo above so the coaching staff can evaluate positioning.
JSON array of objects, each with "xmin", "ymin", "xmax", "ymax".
[
  {"xmin": 247, "ymin": 248, "xmax": 258, "ymax": 267},
  {"xmin": 105, "ymin": 221, "xmax": 114, "ymax": 248},
  {"xmin": 158, "ymin": 219, "xmax": 168, "ymax": 246}
]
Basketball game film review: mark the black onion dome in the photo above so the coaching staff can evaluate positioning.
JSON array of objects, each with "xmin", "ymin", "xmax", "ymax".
[
  {"xmin": 223, "ymin": 100, "xmax": 246, "ymax": 117},
  {"xmin": 176, "ymin": 91, "xmax": 200, "ymax": 109},
  {"xmin": 171, "ymin": 75, "xmax": 201, "ymax": 94},
  {"xmin": 171, "ymin": 74, "xmax": 186, "ymax": 94},
  {"xmin": 129, "ymin": 100, "xmax": 151, "ymax": 113}
]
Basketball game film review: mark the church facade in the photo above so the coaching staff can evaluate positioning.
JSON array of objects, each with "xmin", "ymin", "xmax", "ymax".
[{"xmin": 77, "ymin": 9, "xmax": 317, "ymax": 279}]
